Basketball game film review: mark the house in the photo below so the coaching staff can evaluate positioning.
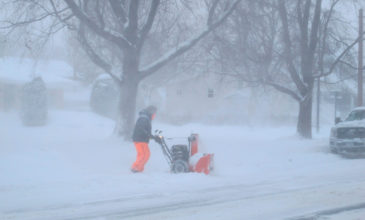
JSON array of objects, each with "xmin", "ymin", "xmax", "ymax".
[
  {"xmin": 139, "ymin": 72, "xmax": 298, "ymax": 125},
  {"xmin": 0, "ymin": 57, "xmax": 78, "ymax": 111}
]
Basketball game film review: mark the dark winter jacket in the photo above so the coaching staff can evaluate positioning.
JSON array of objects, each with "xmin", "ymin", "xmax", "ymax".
[{"xmin": 132, "ymin": 110, "xmax": 153, "ymax": 143}]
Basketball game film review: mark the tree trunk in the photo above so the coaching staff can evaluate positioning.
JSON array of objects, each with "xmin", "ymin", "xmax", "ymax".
[
  {"xmin": 116, "ymin": 80, "xmax": 139, "ymax": 139},
  {"xmin": 297, "ymin": 95, "xmax": 313, "ymax": 138},
  {"xmin": 116, "ymin": 47, "xmax": 140, "ymax": 139}
]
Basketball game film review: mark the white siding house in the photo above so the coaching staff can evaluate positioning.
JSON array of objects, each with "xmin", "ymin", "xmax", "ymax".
[
  {"xmin": 0, "ymin": 57, "xmax": 79, "ymax": 111},
  {"xmin": 139, "ymin": 72, "xmax": 298, "ymax": 125}
]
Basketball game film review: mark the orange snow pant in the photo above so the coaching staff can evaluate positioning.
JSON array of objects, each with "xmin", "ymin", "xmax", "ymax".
[{"xmin": 131, "ymin": 142, "xmax": 150, "ymax": 172}]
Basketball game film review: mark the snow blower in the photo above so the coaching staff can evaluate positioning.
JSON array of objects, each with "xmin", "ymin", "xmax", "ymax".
[{"xmin": 153, "ymin": 130, "xmax": 214, "ymax": 174}]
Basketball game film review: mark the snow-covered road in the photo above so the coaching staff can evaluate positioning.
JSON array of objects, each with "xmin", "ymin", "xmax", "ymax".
[
  {"xmin": 1, "ymin": 110, "xmax": 365, "ymax": 219},
  {"xmin": 3, "ymin": 178, "xmax": 365, "ymax": 219}
]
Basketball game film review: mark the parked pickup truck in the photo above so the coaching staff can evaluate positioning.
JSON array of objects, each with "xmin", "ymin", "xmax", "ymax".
[{"xmin": 330, "ymin": 107, "xmax": 365, "ymax": 157}]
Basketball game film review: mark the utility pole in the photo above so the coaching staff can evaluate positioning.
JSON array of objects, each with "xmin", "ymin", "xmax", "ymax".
[
  {"xmin": 316, "ymin": 78, "xmax": 320, "ymax": 133},
  {"xmin": 358, "ymin": 8, "xmax": 363, "ymax": 107}
]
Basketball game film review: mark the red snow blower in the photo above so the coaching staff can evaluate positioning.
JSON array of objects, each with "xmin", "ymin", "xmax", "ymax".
[{"xmin": 153, "ymin": 130, "xmax": 214, "ymax": 174}]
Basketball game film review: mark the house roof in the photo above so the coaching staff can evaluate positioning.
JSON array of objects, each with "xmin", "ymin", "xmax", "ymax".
[{"xmin": 0, "ymin": 57, "xmax": 75, "ymax": 88}]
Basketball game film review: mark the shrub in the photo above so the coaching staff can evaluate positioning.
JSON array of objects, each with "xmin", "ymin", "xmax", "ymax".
[
  {"xmin": 20, "ymin": 77, "xmax": 48, "ymax": 126},
  {"xmin": 90, "ymin": 76, "xmax": 119, "ymax": 119}
]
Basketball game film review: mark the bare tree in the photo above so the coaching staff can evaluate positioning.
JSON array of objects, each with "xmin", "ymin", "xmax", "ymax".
[
  {"xmin": 276, "ymin": 0, "xmax": 323, "ymax": 138},
  {"xmin": 1, "ymin": 0, "xmax": 241, "ymax": 138},
  {"xmin": 211, "ymin": 0, "xmax": 361, "ymax": 138},
  {"xmin": 276, "ymin": 0, "xmax": 363, "ymax": 138}
]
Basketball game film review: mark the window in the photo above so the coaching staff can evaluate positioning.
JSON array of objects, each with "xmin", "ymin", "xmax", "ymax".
[
  {"xmin": 208, "ymin": 88, "xmax": 214, "ymax": 98},
  {"xmin": 345, "ymin": 110, "xmax": 365, "ymax": 121}
]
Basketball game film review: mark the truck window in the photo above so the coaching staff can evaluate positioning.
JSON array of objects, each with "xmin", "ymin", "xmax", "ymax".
[{"xmin": 346, "ymin": 110, "xmax": 365, "ymax": 121}]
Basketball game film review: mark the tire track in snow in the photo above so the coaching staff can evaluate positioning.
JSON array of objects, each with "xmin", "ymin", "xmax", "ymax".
[
  {"xmin": 287, "ymin": 202, "xmax": 365, "ymax": 220},
  {"xmin": 78, "ymin": 180, "xmax": 365, "ymax": 220},
  {"xmin": 3, "ymin": 179, "xmax": 365, "ymax": 220}
]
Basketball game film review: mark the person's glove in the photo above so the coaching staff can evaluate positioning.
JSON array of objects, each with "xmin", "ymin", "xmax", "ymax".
[{"xmin": 152, "ymin": 135, "xmax": 161, "ymax": 144}]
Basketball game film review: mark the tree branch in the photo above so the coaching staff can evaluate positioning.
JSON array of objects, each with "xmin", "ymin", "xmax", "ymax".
[
  {"xmin": 298, "ymin": 0, "xmax": 310, "ymax": 78},
  {"xmin": 207, "ymin": 0, "xmax": 219, "ymax": 26},
  {"xmin": 298, "ymin": 0, "xmax": 311, "ymax": 48},
  {"xmin": 0, "ymin": 7, "xmax": 69, "ymax": 29},
  {"xmin": 278, "ymin": 0, "xmax": 307, "ymax": 94},
  {"xmin": 125, "ymin": 0, "xmax": 139, "ymax": 43},
  {"xmin": 138, "ymin": 0, "xmax": 160, "ymax": 48},
  {"xmin": 265, "ymin": 80, "xmax": 302, "ymax": 101},
  {"xmin": 108, "ymin": 0, "xmax": 128, "ymax": 25},
  {"xmin": 139, "ymin": 0, "xmax": 241, "ymax": 79},
  {"xmin": 49, "ymin": 0, "xmax": 75, "ymax": 30},
  {"xmin": 317, "ymin": 0, "xmax": 340, "ymax": 76},
  {"xmin": 314, "ymin": 32, "xmax": 365, "ymax": 78},
  {"xmin": 77, "ymin": 24, "xmax": 121, "ymax": 84},
  {"xmin": 308, "ymin": 0, "xmax": 322, "ymax": 60},
  {"xmin": 64, "ymin": 0, "xmax": 132, "ymax": 49},
  {"xmin": 339, "ymin": 60, "xmax": 365, "ymax": 70},
  {"xmin": 95, "ymin": 0, "xmax": 105, "ymax": 29}
]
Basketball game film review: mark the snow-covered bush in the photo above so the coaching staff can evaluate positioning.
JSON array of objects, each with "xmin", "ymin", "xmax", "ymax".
[
  {"xmin": 90, "ymin": 75, "xmax": 119, "ymax": 119},
  {"xmin": 20, "ymin": 77, "xmax": 48, "ymax": 126}
]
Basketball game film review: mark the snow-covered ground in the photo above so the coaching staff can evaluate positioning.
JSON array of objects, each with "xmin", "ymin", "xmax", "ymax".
[{"xmin": 1, "ymin": 108, "xmax": 365, "ymax": 220}]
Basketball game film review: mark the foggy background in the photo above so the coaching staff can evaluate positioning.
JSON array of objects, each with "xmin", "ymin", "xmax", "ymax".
[
  {"xmin": 2, "ymin": 1, "xmax": 365, "ymax": 219},
  {"xmin": 0, "ymin": 0, "xmax": 363, "ymax": 137}
]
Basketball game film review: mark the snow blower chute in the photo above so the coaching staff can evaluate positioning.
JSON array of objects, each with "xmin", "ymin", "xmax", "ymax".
[{"xmin": 153, "ymin": 131, "xmax": 214, "ymax": 174}]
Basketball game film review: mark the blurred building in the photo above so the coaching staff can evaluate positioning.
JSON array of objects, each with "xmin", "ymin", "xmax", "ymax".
[
  {"xmin": 0, "ymin": 57, "xmax": 80, "ymax": 111},
  {"xmin": 139, "ymin": 72, "xmax": 298, "ymax": 126}
]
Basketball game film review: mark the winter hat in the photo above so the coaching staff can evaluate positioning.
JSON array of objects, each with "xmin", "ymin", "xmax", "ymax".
[{"xmin": 145, "ymin": 105, "xmax": 157, "ymax": 115}]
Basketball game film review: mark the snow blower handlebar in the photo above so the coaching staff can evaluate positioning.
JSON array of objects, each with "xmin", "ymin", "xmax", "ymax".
[
  {"xmin": 153, "ymin": 130, "xmax": 173, "ymax": 166},
  {"xmin": 152, "ymin": 130, "xmax": 194, "ymax": 166}
]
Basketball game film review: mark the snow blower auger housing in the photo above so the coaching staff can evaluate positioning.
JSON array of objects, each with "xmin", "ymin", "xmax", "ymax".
[{"xmin": 153, "ymin": 130, "xmax": 214, "ymax": 174}]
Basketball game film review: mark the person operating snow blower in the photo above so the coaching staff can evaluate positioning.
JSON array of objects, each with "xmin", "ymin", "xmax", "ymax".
[{"xmin": 131, "ymin": 105, "xmax": 157, "ymax": 173}]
